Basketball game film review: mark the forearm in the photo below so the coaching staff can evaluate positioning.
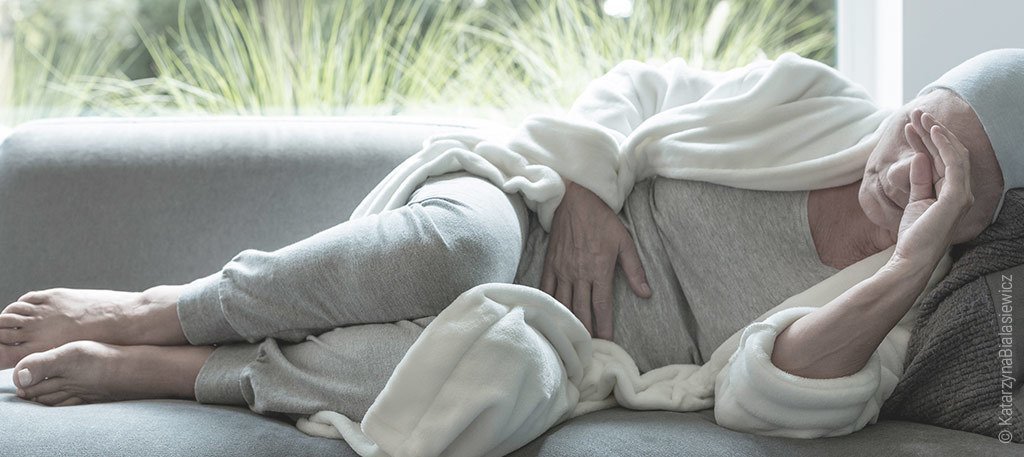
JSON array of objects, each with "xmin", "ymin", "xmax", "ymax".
[{"xmin": 770, "ymin": 257, "xmax": 937, "ymax": 378}]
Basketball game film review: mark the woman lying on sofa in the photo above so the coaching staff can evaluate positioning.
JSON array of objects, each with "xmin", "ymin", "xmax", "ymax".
[{"xmin": 1, "ymin": 49, "xmax": 1021, "ymax": 440}]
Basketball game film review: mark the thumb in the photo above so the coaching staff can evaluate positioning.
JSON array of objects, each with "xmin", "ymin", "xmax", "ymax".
[
  {"xmin": 907, "ymin": 152, "xmax": 935, "ymax": 203},
  {"xmin": 618, "ymin": 237, "xmax": 651, "ymax": 298}
]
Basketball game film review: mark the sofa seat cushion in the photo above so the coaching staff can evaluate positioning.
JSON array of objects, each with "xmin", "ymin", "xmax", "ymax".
[{"xmin": 3, "ymin": 368, "xmax": 1020, "ymax": 456}]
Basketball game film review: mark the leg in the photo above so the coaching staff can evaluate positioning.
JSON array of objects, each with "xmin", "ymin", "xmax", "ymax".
[
  {"xmin": 196, "ymin": 317, "xmax": 434, "ymax": 420},
  {"xmin": 11, "ymin": 317, "xmax": 431, "ymax": 418},
  {"xmin": 176, "ymin": 171, "xmax": 528, "ymax": 344},
  {"xmin": 0, "ymin": 171, "xmax": 528, "ymax": 366}
]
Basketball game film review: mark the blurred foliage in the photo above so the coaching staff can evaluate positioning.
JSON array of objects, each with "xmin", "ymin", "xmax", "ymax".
[{"xmin": 0, "ymin": 0, "xmax": 836, "ymax": 126}]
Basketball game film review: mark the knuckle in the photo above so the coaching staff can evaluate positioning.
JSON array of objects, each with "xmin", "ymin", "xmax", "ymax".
[
  {"xmin": 961, "ymin": 194, "xmax": 975, "ymax": 209},
  {"xmin": 62, "ymin": 340, "xmax": 96, "ymax": 357}
]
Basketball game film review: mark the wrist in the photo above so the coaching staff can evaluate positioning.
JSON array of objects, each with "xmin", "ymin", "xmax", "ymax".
[{"xmin": 880, "ymin": 252, "xmax": 942, "ymax": 284}]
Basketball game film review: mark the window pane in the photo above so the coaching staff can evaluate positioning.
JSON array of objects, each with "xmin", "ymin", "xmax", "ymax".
[{"xmin": 0, "ymin": 0, "xmax": 836, "ymax": 128}]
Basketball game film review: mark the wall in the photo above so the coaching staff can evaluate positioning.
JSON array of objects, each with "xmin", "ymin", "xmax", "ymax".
[
  {"xmin": 838, "ymin": 0, "xmax": 1024, "ymax": 107},
  {"xmin": 902, "ymin": 0, "xmax": 1024, "ymax": 100}
]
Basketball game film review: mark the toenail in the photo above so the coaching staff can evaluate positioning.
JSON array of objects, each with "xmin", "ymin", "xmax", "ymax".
[{"xmin": 17, "ymin": 368, "xmax": 32, "ymax": 386}]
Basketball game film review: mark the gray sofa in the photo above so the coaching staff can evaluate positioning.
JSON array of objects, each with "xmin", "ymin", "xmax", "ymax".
[{"xmin": 0, "ymin": 117, "xmax": 1019, "ymax": 456}]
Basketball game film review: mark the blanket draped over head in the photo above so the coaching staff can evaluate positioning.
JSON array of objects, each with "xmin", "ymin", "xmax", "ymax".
[{"xmin": 294, "ymin": 54, "xmax": 899, "ymax": 456}]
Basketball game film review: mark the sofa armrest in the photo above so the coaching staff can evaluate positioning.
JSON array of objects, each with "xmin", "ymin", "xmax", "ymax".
[{"xmin": 0, "ymin": 116, "xmax": 479, "ymax": 303}]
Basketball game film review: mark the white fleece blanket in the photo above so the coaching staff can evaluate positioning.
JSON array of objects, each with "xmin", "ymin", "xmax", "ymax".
[
  {"xmin": 294, "ymin": 54, "xmax": 922, "ymax": 455},
  {"xmin": 296, "ymin": 249, "xmax": 949, "ymax": 455}
]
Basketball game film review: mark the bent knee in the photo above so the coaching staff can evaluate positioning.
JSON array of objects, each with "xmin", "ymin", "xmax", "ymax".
[{"xmin": 410, "ymin": 197, "xmax": 524, "ymax": 288}]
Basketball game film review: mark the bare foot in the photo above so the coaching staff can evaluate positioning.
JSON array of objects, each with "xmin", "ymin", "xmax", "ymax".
[
  {"xmin": 0, "ymin": 286, "xmax": 188, "ymax": 369},
  {"xmin": 11, "ymin": 340, "xmax": 215, "ymax": 405}
]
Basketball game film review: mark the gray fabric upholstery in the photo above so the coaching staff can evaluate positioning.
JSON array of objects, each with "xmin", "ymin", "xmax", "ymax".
[
  {"xmin": 0, "ymin": 368, "xmax": 356, "ymax": 456},
  {"xmin": 0, "ymin": 117, "xmax": 1020, "ymax": 456},
  {"xmin": 0, "ymin": 117, "xmax": 477, "ymax": 304},
  {"xmin": 1, "ymin": 367, "xmax": 1019, "ymax": 457}
]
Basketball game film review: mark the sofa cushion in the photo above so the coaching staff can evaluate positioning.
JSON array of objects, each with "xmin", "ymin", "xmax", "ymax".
[
  {"xmin": 3, "ymin": 368, "xmax": 1020, "ymax": 456},
  {"xmin": 0, "ymin": 117, "xmax": 481, "ymax": 305},
  {"xmin": 511, "ymin": 407, "xmax": 1023, "ymax": 456},
  {"xmin": 0, "ymin": 368, "xmax": 356, "ymax": 456}
]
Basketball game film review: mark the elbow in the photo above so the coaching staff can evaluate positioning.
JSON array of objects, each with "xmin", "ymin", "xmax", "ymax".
[
  {"xmin": 769, "ymin": 324, "xmax": 817, "ymax": 376},
  {"xmin": 713, "ymin": 366, "xmax": 853, "ymax": 439},
  {"xmin": 711, "ymin": 308, "xmax": 888, "ymax": 438}
]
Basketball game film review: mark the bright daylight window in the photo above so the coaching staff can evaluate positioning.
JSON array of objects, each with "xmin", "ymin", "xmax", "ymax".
[{"xmin": 0, "ymin": 0, "xmax": 835, "ymax": 128}]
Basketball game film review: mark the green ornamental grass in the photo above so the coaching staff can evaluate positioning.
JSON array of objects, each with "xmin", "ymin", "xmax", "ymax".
[{"xmin": 2, "ymin": 0, "xmax": 834, "ymax": 127}]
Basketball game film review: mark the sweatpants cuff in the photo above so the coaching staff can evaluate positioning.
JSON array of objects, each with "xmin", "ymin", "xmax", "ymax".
[
  {"xmin": 194, "ymin": 343, "xmax": 260, "ymax": 406},
  {"xmin": 177, "ymin": 271, "xmax": 244, "ymax": 345}
]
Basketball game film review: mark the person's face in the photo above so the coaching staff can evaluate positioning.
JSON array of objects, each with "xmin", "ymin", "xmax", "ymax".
[{"xmin": 859, "ymin": 89, "xmax": 1005, "ymax": 244}]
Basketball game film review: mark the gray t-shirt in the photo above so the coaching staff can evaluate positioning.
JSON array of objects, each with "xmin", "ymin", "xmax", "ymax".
[{"xmin": 513, "ymin": 177, "xmax": 840, "ymax": 372}]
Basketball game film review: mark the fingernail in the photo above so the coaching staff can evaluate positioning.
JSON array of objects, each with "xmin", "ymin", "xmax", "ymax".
[
  {"xmin": 17, "ymin": 368, "xmax": 32, "ymax": 386},
  {"xmin": 641, "ymin": 283, "xmax": 651, "ymax": 295}
]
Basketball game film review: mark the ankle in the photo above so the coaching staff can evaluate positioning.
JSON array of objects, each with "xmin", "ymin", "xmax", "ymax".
[
  {"xmin": 140, "ymin": 284, "xmax": 185, "ymax": 309},
  {"xmin": 133, "ymin": 285, "xmax": 189, "ymax": 346}
]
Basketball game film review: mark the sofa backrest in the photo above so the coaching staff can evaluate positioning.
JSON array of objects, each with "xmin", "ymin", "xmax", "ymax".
[{"xmin": 0, "ymin": 117, "xmax": 478, "ymax": 303}]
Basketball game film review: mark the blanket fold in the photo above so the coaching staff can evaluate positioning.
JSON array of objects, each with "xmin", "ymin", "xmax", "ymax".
[
  {"xmin": 350, "ymin": 53, "xmax": 892, "ymax": 231},
  {"xmin": 296, "ymin": 244, "xmax": 948, "ymax": 455}
]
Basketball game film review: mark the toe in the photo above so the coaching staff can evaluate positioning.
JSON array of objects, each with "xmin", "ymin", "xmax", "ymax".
[
  {"xmin": 0, "ymin": 328, "xmax": 25, "ymax": 345},
  {"xmin": 1, "ymin": 302, "xmax": 35, "ymax": 316},
  {"xmin": 53, "ymin": 396, "xmax": 84, "ymax": 407},
  {"xmin": 0, "ymin": 313, "xmax": 30, "ymax": 328},
  {"xmin": 32, "ymin": 390, "xmax": 73, "ymax": 406},
  {"xmin": 0, "ymin": 343, "xmax": 33, "ymax": 370},
  {"xmin": 18, "ymin": 291, "xmax": 49, "ymax": 304},
  {"xmin": 17, "ymin": 377, "xmax": 65, "ymax": 400},
  {"xmin": 13, "ymin": 346, "xmax": 68, "ymax": 389}
]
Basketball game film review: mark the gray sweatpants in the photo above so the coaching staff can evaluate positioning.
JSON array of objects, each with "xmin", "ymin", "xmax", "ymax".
[{"xmin": 176, "ymin": 171, "xmax": 530, "ymax": 422}]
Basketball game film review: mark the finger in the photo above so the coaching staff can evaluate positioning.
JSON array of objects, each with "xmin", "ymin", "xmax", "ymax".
[
  {"xmin": 916, "ymin": 111, "xmax": 947, "ymax": 175},
  {"xmin": 617, "ymin": 238, "xmax": 651, "ymax": 298},
  {"xmin": 930, "ymin": 125, "xmax": 973, "ymax": 203},
  {"xmin": 592, "ymin": 278, "xmax": 614, "ymax": 340},
  {"xmin": 929, "ymin": 123, "xmax": 970, "ymax": 186},
  {"xmin": 911, "ymin": 109, "xmax": 938, "ymax": 154},
  {"xmin": 908, "ymin": 152, "xmax": 935, "ymax": 202},
  {"xmin": 572, "ymin": 282, "xmax": 593, "ymax": 335},
  {"xmin": 540, "ymin": 262, "xmax": 556, "ymax": 297},
  {"xmin": 555, "ymin": 280, "xmax": 573, "ymax": 310},
  {"xmin": 905, "ymin": 123, "xmax": 927, "ymax": 154},
  {"xmin": 905, "ymin": 123, "xmax": 941, "ymax": 176}
]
